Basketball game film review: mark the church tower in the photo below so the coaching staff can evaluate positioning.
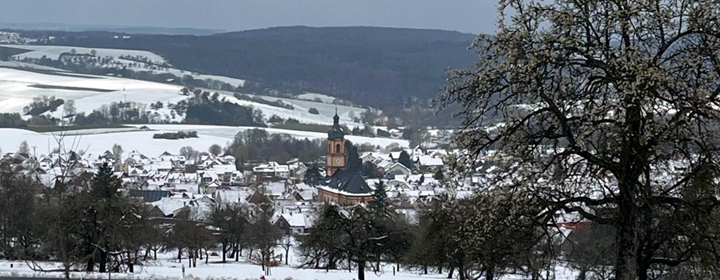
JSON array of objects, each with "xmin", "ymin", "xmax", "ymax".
[{"xmin": 326, "ymin": 111, "xmax": 346, "ymax": 177}]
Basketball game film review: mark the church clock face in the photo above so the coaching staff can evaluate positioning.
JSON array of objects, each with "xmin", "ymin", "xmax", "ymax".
[{"xmin": 335, "ymin": 158, "xmax": 342, "ymax": 165}]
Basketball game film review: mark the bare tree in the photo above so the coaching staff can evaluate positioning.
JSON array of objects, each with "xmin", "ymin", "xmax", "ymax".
[{"xmin": 439, "ymin": 1, "xmax": 720, "ymax": 279}]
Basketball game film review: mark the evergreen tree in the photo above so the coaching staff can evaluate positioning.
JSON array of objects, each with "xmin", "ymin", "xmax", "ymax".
[
  {"xmin": 433, "ymin": 169, "xmax": 444, "ymax": 181},
  {"xmin": 303, "ymin": 164, "xmax": 324, "ymax": 186},
  {"xmin": 398, "ymin": 151, "xmax": 413, "ymax": 171},
  {"xmin": 90, "ymin": 163, "xmax": 121, "ymax": 199},
  {"xmin": 345, "ymin": 140, "xmax": 362, "ymax": 173},
  {"xmin": 297, "ymin": 205, "xmax": 345, "ymax": 270},
  {"xmin": 368, "ymin": 181, "xmax": 389, "ymax": 220}
]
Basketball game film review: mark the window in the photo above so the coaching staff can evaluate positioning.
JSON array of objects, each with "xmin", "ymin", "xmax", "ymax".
[{"xmin": 335, "ymin": 143, "xmax": 341, "ymax": 153}]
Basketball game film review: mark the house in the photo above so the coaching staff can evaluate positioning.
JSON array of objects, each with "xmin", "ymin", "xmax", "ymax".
[
  {"xmin": 273, "ymin": 213, "xmax": 314, "ymax": 235},
  {"xmin": 360, "ymin": 152, "xmax": 377, "ymax": 163},
  {"xmin": 214, "ymin": 187, "xmax": 253, "ymax": 207},
  {"xmin": 385, "ymin": 163, "xmax": 412, "ymax": 176},
  {"xmin": 417, "ymin": 155, "xmax": 444, "ymax": 173},
  {"xmin": 253, "ymin": 162, "xmax": 290, "ymax": 181},
  {"xmin": 293, "ymin": 164, "xmax": 309, "ymax": 179},
  {"xmin": 203, "ymin": 181, "xmax": 221, "ymax": 194},
  {"xmin": 389, "ymin": 151, "xmax": 402, "ymax": 162},
  {"xmin": 128, "ymin": 190, "xmax": 170, "ymax": 203}
]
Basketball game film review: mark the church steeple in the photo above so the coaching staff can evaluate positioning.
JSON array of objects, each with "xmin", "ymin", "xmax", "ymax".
[
  {"xmin": 327, "ymin": 109, "xmax": 345, "ymax": 140},
  {"xmin": 326, "ymin": 110, "xmax": 346, "ymax": 177}
]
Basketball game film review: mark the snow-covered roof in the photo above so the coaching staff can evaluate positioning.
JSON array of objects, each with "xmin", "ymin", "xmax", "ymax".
[
  {"xmin": 253, "ymin": 161, "xmax": 290, "ymax": 173},
  {"xmin": 418, "ymin": 155, "xmax": 444, "ymax": 167}
]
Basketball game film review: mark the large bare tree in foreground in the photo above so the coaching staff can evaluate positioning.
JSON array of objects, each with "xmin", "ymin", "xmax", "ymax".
[{"xmin": 439, "ymin": 0, "xmax": 720, "ymax": 279}]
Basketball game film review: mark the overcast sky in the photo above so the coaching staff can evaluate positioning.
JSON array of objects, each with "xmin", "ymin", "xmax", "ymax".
[{"xmin": 1, "ymin": 0, "xmax": 499, "ymax": 34}]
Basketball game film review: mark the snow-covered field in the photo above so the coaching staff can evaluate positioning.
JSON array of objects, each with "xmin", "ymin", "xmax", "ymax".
[
  {"xmin": 116, "ymin": 58, "xmax": 246, "ymax": 88},
  {"xmin": 1, "ymin": 44, "xmax": 246, "ymax": 88},
  {"xmin": 223, "ymin": 92, "xmax": 369, "ymax": 128},
  {"xmin": 0, "ymin": 44, "xmax": 168, "ymax": 62},
  {"xmin": 0, "ymin": 67, "xmax": 185, "ymax": 121},
  {"xmin": 0, "ymin": 126, "xmax": 407, "ymax": 158},
  {"xmin": 128, "ymin": 124, "xmax": 408, "ymax": 148},
  {"xmin": 295, "ymin": 93, "xmax": 336, "ymax": 104},
  {"xmin": 0, "ymin": 67, "xmax": 362, "ymax": 127}
]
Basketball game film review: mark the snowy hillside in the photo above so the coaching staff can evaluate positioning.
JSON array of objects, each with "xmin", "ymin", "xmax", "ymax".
[
  {"xmin": 0, "ymin": 67, "xmax": 371, "ymax": 127},
  {"xmin": 2, "ymin": 44, "xmax": 247, "ymax": 88},
  {"xmin": 0, "ymin": 126, "xmax": 408, "ymax": 159},
  {"xmin": 0, "ymin": 67, "xmax": 185, "ymax": 121},
  {"xmin": 220, "ymin": 92, "xmax": 370, "ymax": 128}
]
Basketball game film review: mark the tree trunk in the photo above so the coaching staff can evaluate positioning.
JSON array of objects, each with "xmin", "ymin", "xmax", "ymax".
[
  {"xmin": 178, "ymin": 248, "xmax": 182, "ymax": 262},
  {"xmin": 577, "ymin": 269, "xmax": 587, "ymax": 280},
  {"xmin": 206, "ymin": 249, "xmax": 209, "ymax": 264},
  {"xmin": 128, "ymin": 251, "xmax": 134, "ymax": 273},
  {"xmin": 447, "ymin": 266, "xmax": 454, "ymax": 279},
  {"xmin": 99, "ymin": 250, "xmax": 107, "ymax": 273},
  {"xmin": 153, "ymin": 249, "xmax": 158, "ymax": 260},
  {"xmin": 261, "ymin": 252, "xmax": 266, "ymax": 271},
  {"xmin": 615, "ymin": 186, "xmax": 639, "ymax": 280},
  {"xmin": 638, "ymin": 256, "xmax": 650, "ymax": 280},
  {"xmin": 222, "ymin": 242, "xmax": 227, "ymax": 263},
  {"xmin": 285, "ymin": 247, "xmax": 290, "ymax": 265},
  {"xmin": 486, "ymin": 265, "xmax": 495, "ymax": 280},
  {"xmin": 64, "ymin": 264, "xmax": 71, "ymax": 280},
  {"xmin": 358, "ymin": 262, "xmax": 365, "ymax": 280},
  {"xmin": 86, "ymin": 254, "xmax": 95, "ymax": 272},
  {"xmin": 458, "ymin": 261, "xmax": 465, "ymax": 280}
]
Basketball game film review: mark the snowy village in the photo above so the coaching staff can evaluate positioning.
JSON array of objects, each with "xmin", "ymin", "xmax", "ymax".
[{"xmin": 2, "ymin": 1, "xmax": 720, "ymax": 280}]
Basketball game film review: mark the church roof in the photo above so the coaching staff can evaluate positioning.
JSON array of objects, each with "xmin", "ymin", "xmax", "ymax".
[
  {"xmin": 327, "ymin": 111, "xmax": 345, "ymax": 140},
  {"xmin": 326, "ymin": 169, "xmax": 372, "ymax": 194}
]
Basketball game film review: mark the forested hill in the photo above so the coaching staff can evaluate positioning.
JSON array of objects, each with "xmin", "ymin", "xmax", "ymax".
[{"xmin": 34, "ymin": 26, "xmax": 479, "ymax": 109}]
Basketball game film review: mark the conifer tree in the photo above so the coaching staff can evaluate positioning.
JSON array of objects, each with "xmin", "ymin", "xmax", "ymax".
[
  {"xmin": 397, "ymin": 151, "xmax": 413, "ymax": 171},
  {"xmin": 345, "ymin": 140, "xmax": 362, "ymax": 173}
]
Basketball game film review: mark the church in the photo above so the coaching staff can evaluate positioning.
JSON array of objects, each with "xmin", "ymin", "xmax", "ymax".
[{"xmin": 317, "ymin": 112, "xmax": 373, "ymax": 205}]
